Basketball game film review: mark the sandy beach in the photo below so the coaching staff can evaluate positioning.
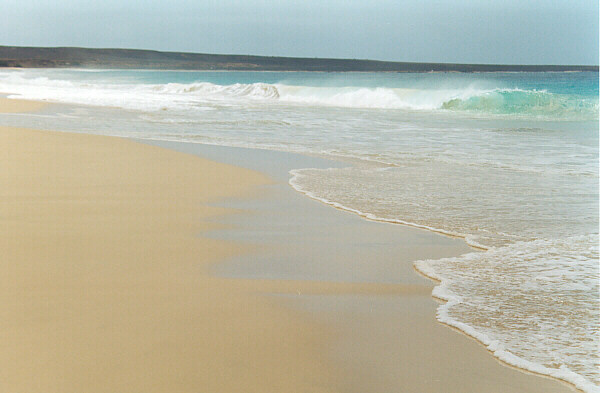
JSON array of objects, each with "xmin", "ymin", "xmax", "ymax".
[{"xmin": 0, "ymin": 98, "xmax": 577, "ymax": 392}]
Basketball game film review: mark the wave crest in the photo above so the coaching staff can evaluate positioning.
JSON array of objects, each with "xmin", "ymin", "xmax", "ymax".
[
  {"xmin": 155, "ymin": 82, "xmax": 280, "ymax": 98},
  {"xmin": 441, "ymin": 88, "xmax": 598, "ymax": 119}
]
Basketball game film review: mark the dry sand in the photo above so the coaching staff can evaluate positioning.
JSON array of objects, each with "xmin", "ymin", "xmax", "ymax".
[
  {"xmin": 0, "ymin": 99, "xmax": 339, "ymax": 392},
  {"xmin": 0, "ymin": 98, "xmax": 576, "ymax": 392},
  {"xmin": 0, "ymin": 97, "xmax": 48, "ymax": 113}
]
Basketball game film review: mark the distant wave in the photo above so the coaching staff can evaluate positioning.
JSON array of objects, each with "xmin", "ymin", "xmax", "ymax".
[
  {"xmin": 0, "ymin": 71, "xmax": 597, "ymax": 120},
  {"xmin": 151, "ymin": 82, "xmax": 280, "ymax": 98}
]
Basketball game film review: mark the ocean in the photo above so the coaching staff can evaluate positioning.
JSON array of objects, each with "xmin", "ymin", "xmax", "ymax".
[{"xmin": 0, "ymin": 68, "xmax": 598, "ymax": 392}]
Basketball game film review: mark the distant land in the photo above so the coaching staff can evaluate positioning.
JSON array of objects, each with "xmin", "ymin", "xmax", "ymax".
[{"xmin": 0, "ymin": 46, "xmax": 598, "ymax": 72}]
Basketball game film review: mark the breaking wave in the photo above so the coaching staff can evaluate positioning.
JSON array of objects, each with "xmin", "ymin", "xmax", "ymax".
[
  {"xmin": 0, "ymin": 71, "xmax": 597, "ymax": 120},
  {"xmin": 278, "ymin": 85, "xmax": 598, "ymax": 118}
]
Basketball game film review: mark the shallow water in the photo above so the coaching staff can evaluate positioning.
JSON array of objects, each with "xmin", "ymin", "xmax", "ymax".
[{"xmin": 0, "ymin": 68, "xmax": 598, "ymax": 391}]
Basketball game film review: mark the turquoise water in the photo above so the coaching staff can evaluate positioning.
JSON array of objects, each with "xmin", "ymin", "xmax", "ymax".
[{"xmin": 0, "ymin": 69, "xmax": 598, "ymax": 391}]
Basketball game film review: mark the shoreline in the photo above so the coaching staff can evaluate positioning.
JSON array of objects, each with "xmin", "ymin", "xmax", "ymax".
[
  {"xmin": 141, "ymin": 138, "xmax": 578, "ymax": 392},
  {"xmin": 290, "ymin": 159, "xmax": 588, "ymax": 391},
  {"xmin": 1, "ymin": 98, "xmax": 578, "ymax": 392},
  {"xmin": 288, "ymin": 169, "xmax": 490, "ymax": 250},
  {"xmin": 415, "ymin": 262, "xmax": 588, "ymax": 393}
]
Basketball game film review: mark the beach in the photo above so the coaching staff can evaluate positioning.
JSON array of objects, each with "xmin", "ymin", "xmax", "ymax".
[
  {"xmin": 0, "ymin": 97, "xmax": 579, "ymax": 392},
  {"xmin": 0, "ymin": 99, "xmax": 338, "ymax": 392}
]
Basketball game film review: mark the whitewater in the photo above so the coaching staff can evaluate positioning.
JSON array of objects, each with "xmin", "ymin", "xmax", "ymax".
[{"xmin": 0, "ymin": 69, "xmax": 598, "ymax": 392}]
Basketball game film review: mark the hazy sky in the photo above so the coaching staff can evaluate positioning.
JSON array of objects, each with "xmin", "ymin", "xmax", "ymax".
[{"xmin": 1, "ymin": 0, "xmax": 598, "ymax": 65}]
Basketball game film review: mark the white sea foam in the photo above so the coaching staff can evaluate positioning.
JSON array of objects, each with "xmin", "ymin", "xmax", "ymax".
[{"xmin": 415, "ymin": 236, "xmax": 600, "ymax": 393}]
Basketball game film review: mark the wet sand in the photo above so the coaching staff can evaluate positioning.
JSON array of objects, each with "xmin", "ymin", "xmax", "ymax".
[{"xmin": 146, "ymin": 140, "xmax": 577, "ymax": 393}]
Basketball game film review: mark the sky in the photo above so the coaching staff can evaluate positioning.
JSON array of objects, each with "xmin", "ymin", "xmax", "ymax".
[{"xmin": 1, "ymin": 0, "xmax": 598, "ymax": 65}]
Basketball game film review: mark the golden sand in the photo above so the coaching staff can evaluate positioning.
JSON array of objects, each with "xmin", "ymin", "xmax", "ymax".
[{"xmin": 0, "ymin": 99, "xmax": 338, "ymax": 392}]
